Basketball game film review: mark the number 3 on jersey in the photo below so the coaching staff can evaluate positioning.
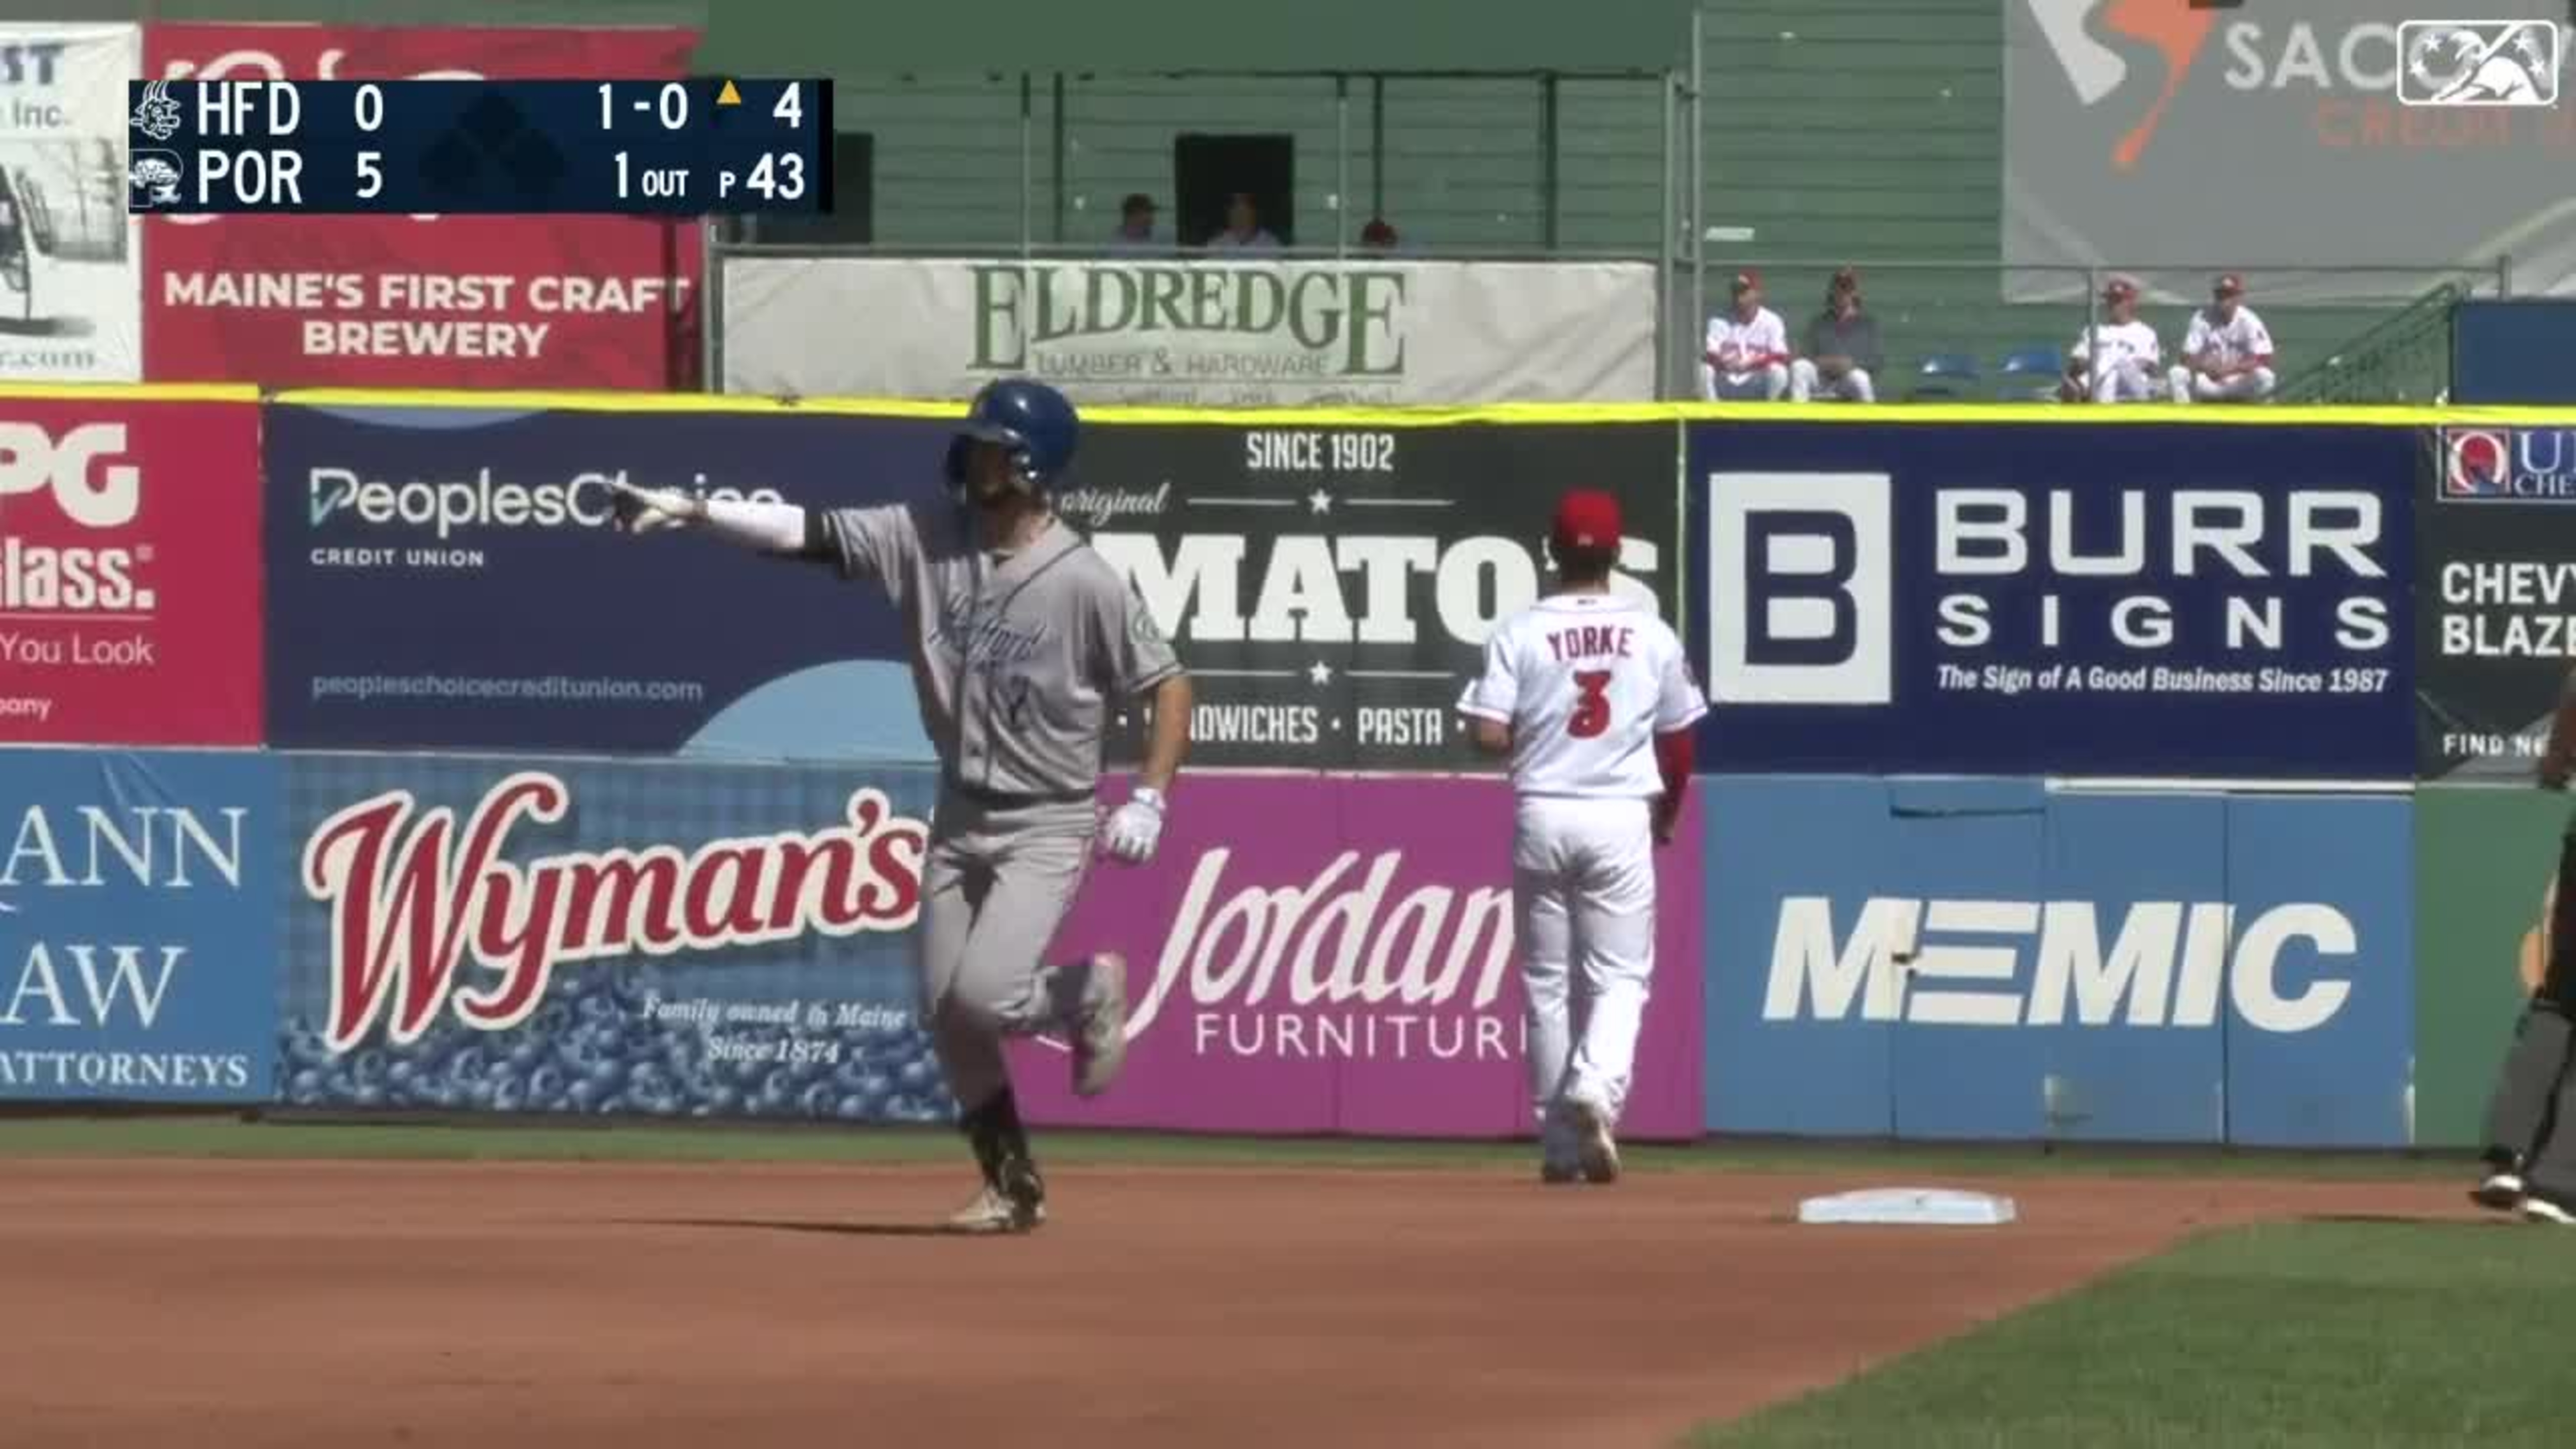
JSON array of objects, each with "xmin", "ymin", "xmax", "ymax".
[{"xmin": 1567, "ymin": 670, "xmax": 1612, "ymax": 738}]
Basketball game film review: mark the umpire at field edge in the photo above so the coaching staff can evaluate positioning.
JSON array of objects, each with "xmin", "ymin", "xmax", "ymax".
[{"xmin": 2474, "ymin": 663, "xmax": 2576, "ymax": 1224}]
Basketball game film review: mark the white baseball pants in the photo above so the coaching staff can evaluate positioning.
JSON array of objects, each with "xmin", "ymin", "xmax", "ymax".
[
  {"xmin": 2088, "ymin": 361, "xmax": 2161, "ymax": 404},
  {"xmin": 1512, "ymin": 795, "xmax": 1656, "ymax": 1153},
  {"xmin": 1790, "ymin": 359, "xmax": 1876, "ymax": 402},
  {"xmin": 1701, "ymin": 362, "xmax": 1790, "ymax": 401},
  {"xmin": 2168, "ymin": 365, "xmax": 2276, "ymax": 403}
]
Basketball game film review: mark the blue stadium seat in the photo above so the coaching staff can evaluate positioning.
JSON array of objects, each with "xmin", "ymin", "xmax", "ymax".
[
  {"xmin": 1907, "ymin": 352, "xmax": 1980, "ymax": 401},
  {"xmin": 1995, "ymin": 344, "xmax": 2065, "ymax": 400}
]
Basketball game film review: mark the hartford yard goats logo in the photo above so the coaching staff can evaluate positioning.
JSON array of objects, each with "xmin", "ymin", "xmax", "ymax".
[{"xmin": 300, "ymin": 773, "xmax": 928, "ymax": 1053}]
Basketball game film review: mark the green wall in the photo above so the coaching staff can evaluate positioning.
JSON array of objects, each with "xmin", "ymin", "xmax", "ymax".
[{"xmin": 2414, "ymin": 788, "xmax": 2566, "ymax": 1149}]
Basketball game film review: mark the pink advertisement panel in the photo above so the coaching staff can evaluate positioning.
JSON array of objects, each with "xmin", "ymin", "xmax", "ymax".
[
  {"xmin": 1010, "ymin": 774, "xmax": 1705, "ymax": 1141},
  {"xmin": 0, "ymin": 396, "xmax": 262, "ymax": 745}
]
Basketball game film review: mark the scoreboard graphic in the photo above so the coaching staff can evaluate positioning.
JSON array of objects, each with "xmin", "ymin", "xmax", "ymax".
[{"xmin": 126, "ymin": 76, "xmax": 832, "ymax": 215}]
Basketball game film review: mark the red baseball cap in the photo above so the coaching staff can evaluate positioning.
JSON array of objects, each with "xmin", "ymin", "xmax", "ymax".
[
  {"xmin": 2213, "ymin": 272, "xmax": 2244, "ymax": 296},
  {"xmin": 1732, "ymin": 269, "xmax": 1760, "ymax": 292},
  {"xmin": 1552, "ymin": 489, "xmax": 1623, "ymax": 553}
]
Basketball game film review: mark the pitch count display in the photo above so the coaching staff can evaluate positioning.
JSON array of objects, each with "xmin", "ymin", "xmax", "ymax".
[{"xmin": 125, "ymin": 75, "xmax": 833, "ymax": 215}]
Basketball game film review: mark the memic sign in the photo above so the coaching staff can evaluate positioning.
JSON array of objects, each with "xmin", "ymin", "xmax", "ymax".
[{"xmin": 1932, "ymin": 488, "xmax": 2391, "ymax": 653}]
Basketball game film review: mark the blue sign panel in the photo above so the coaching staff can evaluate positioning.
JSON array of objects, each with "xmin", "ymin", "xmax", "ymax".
[
  {"xmin": 2219, "ymin": 793, "xmax": 2414, "ymax": 1148},
  {"xmin": 0, "ymin": 748, "xmax": 280, "ymax": 1103},
  {"xmin": 1687, "ymin": 422, "xmax": 2415, "ymax": 777},
  {"xmin": 1702, "ymin": 776, "xmax": 2411, "ymax": 1148},
  {"xmin": 263, "ymin": 403, "xmax": 949, "ymax": 760},
  {"xmin": 2453, "ymin": 300, "xmax": 2576, "ymax": 406}
]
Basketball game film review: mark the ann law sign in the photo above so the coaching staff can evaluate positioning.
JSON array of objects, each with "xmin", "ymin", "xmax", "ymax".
[{"xmin": 714, "ymin": 255, "xmax": 1660, "ymax": 405}]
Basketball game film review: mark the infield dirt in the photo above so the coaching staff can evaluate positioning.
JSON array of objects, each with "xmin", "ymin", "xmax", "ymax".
[{"xmin": 0, "ymin": 1158, "xmax": 2478, "ymax": 1447}]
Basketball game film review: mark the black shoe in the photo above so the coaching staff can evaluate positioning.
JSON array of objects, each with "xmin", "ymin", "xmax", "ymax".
[
  {"xmin": 2473, "ymin": 1148, "xmax": 2529, "ymax": 1212},
  {"xmin": 950, "ymin": 1089, "xmax": 1046, "ymax": 1234}
]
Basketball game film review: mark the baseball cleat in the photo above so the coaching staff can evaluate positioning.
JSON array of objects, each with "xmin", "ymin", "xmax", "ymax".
[
  {"xmin": 1072, "ymin": 952, "xmax": 1129, "ymax": 1098},
  {"xmin": 1540, "ymin": 1162, "xmax": 1584, "ymax": 1186},
  {"xmin": 2472, "ymin": 1171, "xmax": 2528, "ymax": 1213},
  {"xmin": 2521, "ymin": 1194, "xmax": 2575, "ymax": 1226},
  {"xmin": 1568, "ymin": 1097, "xmax": 1621, "ymax": 1185},
  {"xmin": 943, "ymin": 1182, "xmax": 1046, "ymax": 1234}
]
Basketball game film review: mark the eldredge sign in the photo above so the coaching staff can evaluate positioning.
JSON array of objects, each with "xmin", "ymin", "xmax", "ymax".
[
  {"xmin": 716, "ymin": 256, "xmax": 1659, "ymax": 406},
  {"xmin": 966, "ymin": 261, "xmax": 1405, "ymax": 382}
]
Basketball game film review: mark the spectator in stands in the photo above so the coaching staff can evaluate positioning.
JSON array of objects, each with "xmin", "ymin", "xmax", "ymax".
[
  {"xmin": 1701, "ymin": 270, "xmax": 1791, "ymax": 401},
  {"xmin": 1205, "ymin": 192, "xmax": 1282, "ymax": 250},
  {"xmin": 1359, "ymin": 217, "xmax": 1399, "ymax": 250},
  {"xmin": 2059, "ymin": 275, "xmax": 2163, "ymax": 404},
  {"xmin": 2168, "ymin": 273, "xmax": 2278, "ymax": 404},
  {"xmin": 1108, "ymin": 193, "xmax": 1161, "ymax": 251},
  {"xmin": 1790, "ymin": 266, "xmax": 1881, "ymax": 403}
]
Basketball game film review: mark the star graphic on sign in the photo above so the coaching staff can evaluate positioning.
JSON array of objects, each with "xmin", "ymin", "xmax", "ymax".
[
  {"xmin": 1307, "ymin": 488, "xmax": 1334, "ymax": 514},
  {"xmin": 1308, "ymin": 660, "xmax": 1334, "ymax": 686}
]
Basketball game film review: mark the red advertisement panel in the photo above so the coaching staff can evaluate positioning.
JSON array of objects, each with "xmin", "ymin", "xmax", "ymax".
[
  {"xmin": 142, "ymin": 25, "xmax": 703, "ymax": 390},
  {"xmin": 0, "ymin": 394, "xmax": 262, "ymax": 745}
]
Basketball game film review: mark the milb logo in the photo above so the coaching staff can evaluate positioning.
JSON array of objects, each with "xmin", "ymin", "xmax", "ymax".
[{"xmin": 1707, "ymin": 473, "xmax": 1892, "ymax": 706}]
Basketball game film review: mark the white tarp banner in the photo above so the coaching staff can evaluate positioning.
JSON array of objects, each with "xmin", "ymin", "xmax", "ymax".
[
  {"xmin": 718, "ymin": 255, "xmax": 1659, "ymax": 404},
  {"xmin": 0, "ymin": 25, "xmax": 140, "ymax": 381}
]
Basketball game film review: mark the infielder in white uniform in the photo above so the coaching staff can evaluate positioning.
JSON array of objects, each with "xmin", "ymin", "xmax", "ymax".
[
  {"xmin": 2061, "ymin": 275, "xmax": 2163, "ymax": 404},
  {"xmin": 1701, "ymin": 270, "xmax": 1792, "ymax": 401},
  {"xmin": 1458, "ymin": 489, "xmax": 1704, "ymax": 1185},
  {"xmin": 2168, "ymin": 273, "xmax": 2277, "ymax": 404}
]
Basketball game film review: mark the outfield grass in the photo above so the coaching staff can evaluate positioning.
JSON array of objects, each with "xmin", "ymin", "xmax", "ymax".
[
  {"xmin": 1692, "ymin": 1219, "xmax": 2573, "ymax": 1449},
  {"xmin": 0, "ymin": 1113, "xmax": 2488, "ymax": 1180}
]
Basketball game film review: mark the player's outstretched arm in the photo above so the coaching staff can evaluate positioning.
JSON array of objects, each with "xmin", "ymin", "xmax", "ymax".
[{"xmin": 606, "ymin": 481, "xmax": 828, "ymax": 559}]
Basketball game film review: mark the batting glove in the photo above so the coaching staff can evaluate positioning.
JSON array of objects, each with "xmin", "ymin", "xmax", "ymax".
[
  {"xmin": 607, "ymin": 480, "xmax": 704, "ymax": 534},
  {"xmin": 1101, "ymin": 786, "xmax": 1167, "ymax": 864}
]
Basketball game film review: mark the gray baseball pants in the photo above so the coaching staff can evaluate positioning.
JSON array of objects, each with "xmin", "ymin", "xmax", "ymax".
[
  {"xmin": 2481, "ymin": 822, "xmax": 2576, "ymax": 1193},
  {"xmin": 917, "ymin": 788, "xmax": 1108, "ymax": 1111}
]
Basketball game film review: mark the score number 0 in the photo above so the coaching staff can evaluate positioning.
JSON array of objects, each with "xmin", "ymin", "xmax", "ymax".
[{"xmin": 352, "ymin": 82, "xmax": 386, "ymax": 198}]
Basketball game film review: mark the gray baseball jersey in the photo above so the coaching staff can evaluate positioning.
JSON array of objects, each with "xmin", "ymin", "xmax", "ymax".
[{"xmin": 823, "ymin": 501, "xmax": 1182, "ymax": 798}]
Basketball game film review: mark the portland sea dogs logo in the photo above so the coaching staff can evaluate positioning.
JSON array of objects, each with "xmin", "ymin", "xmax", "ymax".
[
  {"xmin": 300, "ymin": 772, "xmax": 928, "ymax": 1053},
  {"xmin": 1050, "ymin": 844, "xmax": 1523, "ymax": 1062}
]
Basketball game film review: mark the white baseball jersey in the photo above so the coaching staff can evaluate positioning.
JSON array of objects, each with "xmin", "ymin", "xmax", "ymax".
[
  {"xmin": 1457, "ymin": 593, "xmax": 1705, "ymax": 798},
  {"xmin": 2182, "ymin": 305, "xmax": 2273, "ymax": 370},
  {"xmin": 2070, "ymin": 319, "xmax": 2162, "ymax": 374},
  {"xmin": 1704, "ymin": 308, "xmax": 1790, "ymax": 374}
]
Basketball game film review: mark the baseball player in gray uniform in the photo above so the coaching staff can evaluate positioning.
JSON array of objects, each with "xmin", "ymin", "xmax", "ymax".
[{"xmin": 606, "ymin": 378, "xmax": 1194, "ymax": 1234}]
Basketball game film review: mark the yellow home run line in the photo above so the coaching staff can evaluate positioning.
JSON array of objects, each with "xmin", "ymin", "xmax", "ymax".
[{"xmin": 7, "ymin": 383, "xmax": 2576, "ymax": 429}]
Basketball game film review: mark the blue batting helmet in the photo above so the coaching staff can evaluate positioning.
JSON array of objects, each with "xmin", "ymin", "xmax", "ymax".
[{"xmin": 944, "ymin": 378, "xmax": 1079, "ymax": 495}]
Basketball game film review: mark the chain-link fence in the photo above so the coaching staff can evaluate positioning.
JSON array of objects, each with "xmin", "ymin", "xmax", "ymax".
[{"xmin": 1680, "ymin": 257, "xmax": 2503, "ymax": 404}]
